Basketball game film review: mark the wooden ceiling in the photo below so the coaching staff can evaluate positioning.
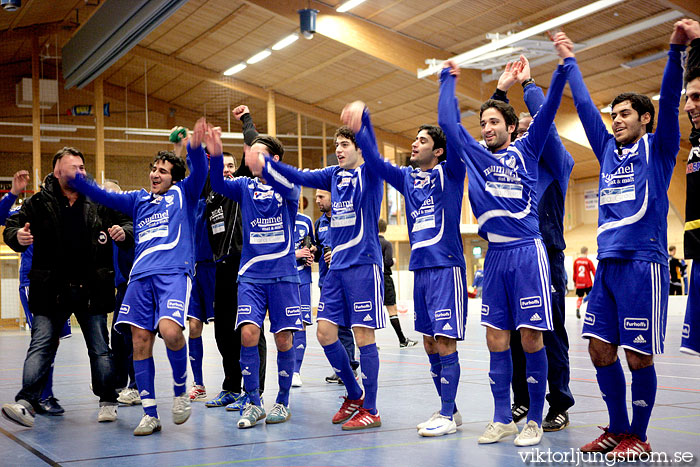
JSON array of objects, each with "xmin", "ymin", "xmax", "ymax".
[{"xmin": 0, "ymin": 0, "xmax": 697, "ymax": 180}]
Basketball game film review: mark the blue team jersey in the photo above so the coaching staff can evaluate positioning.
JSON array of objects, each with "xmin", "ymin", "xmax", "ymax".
[
  {"xmin": 295, "ymin": 212, "xmax": 314, "ymax": 284},
  {"xmin": 263, "ymin": 153, "xmax": 383, "ymax": 271},
  {"xmin": 72, "ymin": 143, "xmax": 207, "ymax": 281},
  {"xmin": 4, "ymin": 204, "xmax": 31, "ymax": 287},
  {"xmin": 193, "ymin": 196, "xmax": 214, "ymax": 263},
  {"xmin": 0, "ymin": 192, "xmax": 17, "ymax": 225},
  {"xmin": 566, "ymin": 48, "xmax": 683, "ymax": 266},
  {"xmin": 315, "ymin": 214, "xmax": 331, "ymax": 287},
  {"xmin": 210, "ymin": 154, "xmax": 299, "ymax": 279},
  {"xmin": 438, "ymin": 65, "xmax": 567, "ymax": 240},
  {"xmin": 360, "ymin": 109, "xmax": 465, "ymax": 270}
]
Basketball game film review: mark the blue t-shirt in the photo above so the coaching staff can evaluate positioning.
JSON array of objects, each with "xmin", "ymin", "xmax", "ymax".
[{"xmin": 566, "ymin": 48, "xmax": 683, "ymax": 265}]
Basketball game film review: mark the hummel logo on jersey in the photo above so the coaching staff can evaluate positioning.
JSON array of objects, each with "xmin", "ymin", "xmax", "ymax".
[
  {"xmin": 442, "ymin": 323, "xmax": 453, "ymax": 331},
  {"xmin": 526, "ymin": 376, "xmax": 539, "ymax": 384},
  {"xmin": 488, "ymin": 377, "xmax": 495, "ymax": 384},
  {"xmin": 172, "ymin": 310, "xmax": 182, "ymax": 318},
  {"xmin": 363, "ymin": 314, "xmax": 373, "ymax": 322},
  {"xmin": 140, "ymin": 390, "xmax": 150, "ymax": 397},
  {"xmin": 241, "ymin": 368, "xmax": 251, "ymax": 376},
  {"xmin": 520, "ymin": 296, "xmax": 542, "ymax": 309},
  {"xmin": 530, "ymin": 313, "xmax": 542, "ymax": 322},
  {"xmin": 279, "ymin": 370, "xmax": 290, "ymax": 378},
  {"xmin": 633, "ymin": 335, "xmax": 646, "ymax": 344},
  {"xmin": 633, "ymin": 399, "xmax": 648, "ymax": 407},
  {"xmin": 440, "ymin": 377, "xmax": 449, "ymax": 385},
  {"xmin": 296, "ymin": 343, "xmax": 305, "ymax": 349},
  {"xmin": 430, "ymin": 371, "xmax": 438, "ymax": 378}
]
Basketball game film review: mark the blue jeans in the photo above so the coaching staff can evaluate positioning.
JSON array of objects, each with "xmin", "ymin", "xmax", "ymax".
[{"xmin": 16, "ymin": 301, "xmax": 118, "ymax": 408}]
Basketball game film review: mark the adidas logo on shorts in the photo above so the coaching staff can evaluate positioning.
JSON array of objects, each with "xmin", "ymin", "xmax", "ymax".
[
  {"xmin": 363, "ymin": 314, "xmax": 373, "ymax": 322},
  {"xmin": 241, "ymin": 369, "xmax": 251, "ymax": 376},
  {"xmin": 430, "ymin": 371, "xmax": 438, "ymax": 377},
  {"xmin": 296, "ymin": 344, "xmax": 305, "ymax": 349},
  {"xmin": 526, "ymin": 376, "xmax": 539, "ymax": 384},
  {"xmin": 140, "ymin": 390, "xmax": 150, "ymax": 397},
  {"xmin": 279, "ymin": 370, "xmax": 290, "ymax": 377},
  {"xmin": 633, "ymin": 399, "xmax": 648, "ymax": 407},
  {"xmin": 633, "ymin": 335, "xmax": 646, "ymax": 344},
  {"xmin": 530, "ymin": 313, "xmax": 542, "ymax": 322},
  {"xmin": 172, "ymin": 310, "xmax": 182, "ymax": 318},
  {"xmin": 442, "ymin": 323, "xmax": 453, "ymax": 331},
  {"xmin": 440, "ymin": 377, "xmax": 449, "ymax": 385},
  {"xmin": 296, "ymin": 318, "xmax": 302, "ymax": 325}
]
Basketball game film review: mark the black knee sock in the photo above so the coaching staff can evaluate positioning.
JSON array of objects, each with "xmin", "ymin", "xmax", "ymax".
[{"xmin": 389, "ymin": 316, "xmax": 406, "ymax": 344}]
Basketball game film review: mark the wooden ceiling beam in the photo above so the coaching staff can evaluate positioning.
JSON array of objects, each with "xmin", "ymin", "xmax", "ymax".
[
  {"xmin": 172, "ymin": 4, "xmax": 249, "ymax": 57},
  {"xmin": 273, "ymin": 49, "xmax": 355, "ymax": 88},
  {"xmin": 128, "ymin": 45, "xmax": 412, "ymax": 147},
  {"xmin": 660, "ymin": 0, "xmax": 700, "ymax": 19}
]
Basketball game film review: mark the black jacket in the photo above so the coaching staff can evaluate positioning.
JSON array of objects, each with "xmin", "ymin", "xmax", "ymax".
[
  {"xmin": 3, "ymin": 174, "xmax": 134, "ymax": 315},
  {"xmin": 685, "ymin": 38, "xmax": 700, "ymax": 259}
]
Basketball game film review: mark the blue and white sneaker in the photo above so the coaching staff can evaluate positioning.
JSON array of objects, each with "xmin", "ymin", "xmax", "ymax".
[
  {"xmin": 266, "ymin": 403, "xmax": 291, "ymax": 424},
  {"xmin": 418, "ymin": 414, "xmax": 457, "ymax": 437},
  {"xmin": 205, "ymin": 391, "xmax": 239, "ymax": 408},
  {"xmin": 226, "ymin": 393, "xmax": 249, "ymax": 412}
]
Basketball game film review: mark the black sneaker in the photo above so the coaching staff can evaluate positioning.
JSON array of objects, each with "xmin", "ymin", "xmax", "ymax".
[
  {"xmin": 325, "ymin": 373, "xmax": 341, "ymax": 384},
  {"xmin": 576, "ymin": 309, "xmax": 581, "ymax": 319},
  {"xmin": 542, "ymin": 410, "xmax": 569, "ymax": 432},
  {"xmin": 39, "ymin": 397, "xmax": 65, "ymax": 416},
  {"xmin": 400, "ymin": 339, "xmax": 418, "ymax": 348},
  {"xmin": 511, "ymin": 403, "xmax": 529, "ymax": 423}
]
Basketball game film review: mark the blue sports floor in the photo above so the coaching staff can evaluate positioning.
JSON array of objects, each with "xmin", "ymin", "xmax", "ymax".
[{"xmin": 0, "ymin": 299, "xmax": 698, "ymax": 466}]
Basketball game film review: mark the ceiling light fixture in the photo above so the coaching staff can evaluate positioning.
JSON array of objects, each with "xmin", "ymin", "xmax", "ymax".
[
  {"xmin": 272, "ymin": 33, "xmax": 299, "ymax": 50},
  {"xmin": 336, "ymin": 0, "xmax": 367, "ymax": 13},
  {"xmin": 223, "ymin": 63, "xmax": 247, "ymax": 76},
  {"xmin": 247, "ymin": 49, "xmax": 272, "ymax": 64},
  {"xmin": 621, "ymin": 50, "xmax": 667, "ymax": 69}
]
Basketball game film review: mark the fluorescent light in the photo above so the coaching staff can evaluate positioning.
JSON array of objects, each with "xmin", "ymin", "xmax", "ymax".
[
  {"xmin": 22, "ymin": 136, "xmax": 60, "ymax": 142},
  {"xmin": 336, "ymin": 0, "xmax": 366, "ymax": 13},
  {"xmin": 247, "ymin": 49, "xmax": 271, "ymax": 64},
  {"xmin": 223, "ymin": 63, "xmax": 247, "ymax": 76},
  {"xmin": 600, "ymin": 105, "xmax": 612, "ymax": 114},
  {"xmin": 272, "ymin": 34, "xmax": 299, "ymax": 51},
  {"xmin": 418, "ymin": 0, "xmax": 625, "ymax": 78},
  {"xmin": 40, "ymin": 124, "xmax": 78, "ymax": 132},
  {"xmin": 621, "ymin": 50, "xmax": 667, "ymax": 69}
]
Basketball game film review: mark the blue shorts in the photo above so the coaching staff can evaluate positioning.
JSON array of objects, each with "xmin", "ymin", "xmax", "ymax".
[
  {"xmin": 583, "ymin": 259, "xmax": 668, "ymax": 355},
  {"xmin": 299, "ymin": 282, "xmax": 312, "ymax": 325},
  {"xmin": 20, "ymin": 286, "xmax": 71, "ymax": 339},
  {"xmin": 481, "ymin": 239, "xmax": 553, "ymax": 331},
  {"xmin": 414, "ymin": 266, "xmax": 467, "ymax": 340},
  {"xmin": 187, "ymin": 262, "xmax": 215, "ymax": 324},
  {"xmin": 681, "ymin": 262, "xmax": 700, "ymax": 356},
  {"xmin": 117, "ymin": 273, "xmax": 191, "ymax": 332},
  {"xmin": 318, "ymin": 264, "xmax": 386, "ymax": 329},
  {"xmin": 236, "ymin": 281, "xmax": 303, "ymax": 334}
]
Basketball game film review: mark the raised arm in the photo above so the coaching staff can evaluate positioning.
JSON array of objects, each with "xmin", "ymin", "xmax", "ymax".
[
  {"xmin": 233, "ymin": 105, "xmax": 256, "ymax": 178},
  {"xmin": 0, "ymin": 170, "xmax": 29, "ymax": 225},
  {"xmin": 71, "ymin": 174, "xmax": 136, "ymax": 216},
  {"xmin": 259, "ymin": 156, "xmax": 334, "ymax": 192},
  {"xmin": 209, "ymin": 154, "xmax": 244, "ymax": 202},
  {"xmin": 180, "ymin": 118, "xmax": 209, "ymax": 200}
]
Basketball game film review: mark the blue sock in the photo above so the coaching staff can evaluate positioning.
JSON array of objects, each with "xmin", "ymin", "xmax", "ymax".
[
  {"xmin": 596, "ymin": 359, "xmax": 630, "ymax": 434},
  {"xmin": 525, "ymin": 347, "xmax": 548, "ymax": 426},
  {"xmin": 40, "ymin": 363, "xmax": 55, "ymax": 400},
  {"xmin": 240, "ymin": 345, "xmax": 261, "ymax": 406},
  {"xmin": 630, "ymin": 365, "xmax": 656, "ymax": 441},
  {"xmin": 428, "ymin": 352, "xmax": 442, "ymax": 397},
  {"xmin": 323, "ymin": 340, "xmax": 362, "ymax": 400},
  {"xmin": 134, "ymin": 358, "xmax": 158, "ymax": 417},
  {"xmin": 293, "ymin": 330, "xmax": 307, "ymax": 373},
  {"xmin": 276, "ymin": 347, "xmax": 295, "ymax": 406},
  {"xmin": 166, "ymin": 346, "xmax": 188, "ymax": 397},
  {"xmin": 188, "ymin": 336, "xmax": 204, "ymax": 386},
  {"xmin": 359, "ymin": 343, "xmax": 379, "ymax": 415},
  {"xmin": 489, "ymin": 349, "xmax": 513, "ymax": 424},
  {"xmin": 439, "ymin": 352, "xmax": 460, "ymax": 418}
]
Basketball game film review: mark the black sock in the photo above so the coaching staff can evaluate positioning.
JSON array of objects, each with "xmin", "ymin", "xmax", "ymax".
[{"xmin": 390, "ymin": 316, "xmax": 406, "ymax": 343}]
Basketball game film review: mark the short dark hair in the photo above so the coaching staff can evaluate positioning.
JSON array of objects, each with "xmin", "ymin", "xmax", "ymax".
[
  {"xmin": 251, "ymin": 135, "xmax": 285, "ymax": 161},
  {"xmin": 52, "ymin": 147, "xmax": 84, "ymax": 168},
  {"xmin": 418, "ymin": 124, "xmax": 446, "ymax": 162},
  {"xmin": 610, "ymin": 92, "xmax": 655, "ymax": 134},
  {"xmin": 480, "ymin": 100, "xmax": 519, "ymax": 141},
  {"xmin": 378, "ymin": 218, "xmax": 387, "ymax": 233},
  {"xmin": 151, "ymin": 150, "xmax": 186, "ymax": 182},
  {"xmin": 334, "ymin": 126, "xmax": 357, "ymax": 149},
  {"xmin": 669, "ymin": 245, "xmax": 676, "ymax": 253},
  {"xmin": 685, "ymin": 67, "xmax": 700, "ymax": 87}
]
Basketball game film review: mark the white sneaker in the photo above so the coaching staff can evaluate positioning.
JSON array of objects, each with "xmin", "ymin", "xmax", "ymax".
[
  {"xmin": 172, "ymin": 395, "xmax": 191, "ymax": 425},
  {"xmin": 117, "ymin": 387, "xmax": 142, "ymax": 405},
  {"xmin": 1, "ymin": 401, "xmax": 35, "ymax": 427},
  {"xmin": 97, "ymin": 403, "xmax": 117, "ymax": 422},
  {"xmin": 133, "ymin": 414, "xmax": 162, "ymax": 436},
  {"xmin": 418, "ymin": 414, "xmax": 457, "ymax": 437},
  {"xmin": 417, "ymin": 410, "xmax": 463, "ymax": 430},
  {"xmin": 478, "ymin": 421, "xmax": 519, "ymax": 444},
  {"xmin": 514, "ymin": 420, "xmax": 543, "ymax": 446},
  {"xmin": 292, "ymin": 372, "xmax": 303, "ymax": 387}
]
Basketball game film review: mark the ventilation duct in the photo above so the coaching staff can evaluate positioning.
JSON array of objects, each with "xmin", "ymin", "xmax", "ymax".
[{"xmin": 62, "ymin": 0, "xmax": 188, "ymax": 89}]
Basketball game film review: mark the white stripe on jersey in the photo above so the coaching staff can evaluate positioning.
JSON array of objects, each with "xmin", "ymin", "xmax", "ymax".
[
  {"xmin": 332, "ymin": 208, "xmax": 364, "ymax": 258},
  {"xmin": 597, "ymin": 135, "xmax": 650, "ymax": 236},
  {"xmin": 130, "ymin": 226, "xmax": 182, "ymax": 282},
  {"xmin": 266, "ymin": 162, "xmax": 295, "ymax": 189},
  {"xmin": 476, "ymin": 194, "xmax": 532, "ymax": 228},
  {"xmin": 239, "ymin": 233, "xmax": 293, "ymax": 276},
  {"xmin": 412, "ymin": 166, "xmax": 445, "ymax": 250}
]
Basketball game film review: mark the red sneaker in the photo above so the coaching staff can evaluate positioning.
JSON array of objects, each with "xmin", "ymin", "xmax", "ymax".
[
  {"xmin": 331, "ymin": 396, "xmax": 363, "ymax": 424},
  {"xmin": 341, "ymin": 407, "xmax": 381, "ymax": 430},
  {"xmin": 606, "ymin": 434, "xmax": 652, "ymax": 461},
  {"xmin": 580, "ymin": 426, "xmax": 626, "ymax": 453}
]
